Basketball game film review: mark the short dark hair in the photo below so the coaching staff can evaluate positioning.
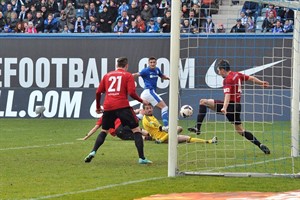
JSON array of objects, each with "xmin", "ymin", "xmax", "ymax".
[
  {"xmin": 142, "ymin": 103, "xmax": 153, "ymax": 109},
  {"xmin": 148, "ymin": 57, "xmax": 156, "ymax": 61},
  {"xmin": 117, "ymin": 57, "xmax": 128, "ymax": 68},
  {"xmin": 217, "ymin": 59, "xmax": 230, "ymax": 71}
]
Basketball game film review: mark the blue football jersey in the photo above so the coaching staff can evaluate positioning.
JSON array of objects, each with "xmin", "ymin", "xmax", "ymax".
[{"xmin": 139, "ymin": 67, "xmax": 163, "ymax": 90}]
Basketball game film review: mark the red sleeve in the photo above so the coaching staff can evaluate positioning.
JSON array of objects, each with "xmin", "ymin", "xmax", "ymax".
[
  {"xmin": 109, "ymin": 128, "xmax": 116, "ymax": 136},
  {"xmin": 236, "ymin": 72, "xmax": 249, "ymax": 82},
  {"xmin": 96, "ymin": 117, "xmax": 103, "ymax": 126},
  {"xmin": 114, "ymin": 118, "xmax": 121, "ymax": 128},
  {"xmin": 223, "ymin": 77, "xmax": 232, "ymax": 94},
  {"xmin": 127, "ymin": 74, "xmax": 143, "ymax": 103},
  {"xmin": 244, "ymin": 74, "xmax": 250, "ymax": 81},
  {"xmin": 108, "ymin": 119, "xmax": 121, "ymax": 137},
  {"xmin": 96, "ymin": 78, "xmax": 105, "ymax": 110}
]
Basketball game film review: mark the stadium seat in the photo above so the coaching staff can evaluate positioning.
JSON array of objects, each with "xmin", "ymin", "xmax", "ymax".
[
  {"xmin": 255, "ymin": 21, "xmax": 263, "ymax": 33},
  {"xmin": 256, "ymin": 16, "xmax": 265, "ymax": 22},
  {"xmin": 76, "ymin": 9, "xmax": 84, "ymax": 17},
  {"xmin": 85, "ymin": 25, "xmax": 90, "ymax": 32},
  {"xmin": 261, "ymin": 7, "xmax": 268, "ymax": 17}
]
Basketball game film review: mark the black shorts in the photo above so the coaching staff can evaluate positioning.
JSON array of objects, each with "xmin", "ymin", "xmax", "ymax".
[
  {"xmin": 102, "ymin": 107, "xmax": 139, "ymax": 130},
  {"xmin": 215, "ymin": 100, "xmax": 242, "ymax": 125},
  {"xmin": 115, "ymin": 125, "xmax": 135, "ymax": 140}
]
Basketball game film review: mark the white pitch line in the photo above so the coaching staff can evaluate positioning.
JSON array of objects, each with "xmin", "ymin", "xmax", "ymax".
[
  {"xmin": 206, "ymin": 156, "xmax": 290, "ymax": 172},
  {"xmin": 0, "ymin": 142, "xmax": 74, "ymax": 151},
  {"xmin": 28, "ymin": 177, "xmax": 165, "ymax": 200}
]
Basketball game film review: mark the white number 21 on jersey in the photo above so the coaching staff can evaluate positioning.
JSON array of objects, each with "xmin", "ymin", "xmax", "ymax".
[{"xmin": 108, "ymin": 76, "xmax": 122, "ymax": 92}]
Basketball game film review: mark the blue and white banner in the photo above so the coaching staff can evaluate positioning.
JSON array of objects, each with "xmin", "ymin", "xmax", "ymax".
[{"xmin": 0, "ymin": 35, "xmax": 293, "ymax": 119}]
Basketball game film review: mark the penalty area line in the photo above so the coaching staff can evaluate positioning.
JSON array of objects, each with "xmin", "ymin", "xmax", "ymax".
[
  {"xmin": 0, "ymin": 142, "xmax": 74, "ymax": 151},
  {"xmin": 29, "ymin": 177, "xmax": 166, "ymax": 200}
]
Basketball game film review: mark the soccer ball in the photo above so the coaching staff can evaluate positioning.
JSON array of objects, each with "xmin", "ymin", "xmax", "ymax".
[{"xmin": 180, "ymin": 105, "xmax": 193, "ymax": 118}]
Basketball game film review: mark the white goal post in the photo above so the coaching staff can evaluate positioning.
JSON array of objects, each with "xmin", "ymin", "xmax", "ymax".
[
  {"xmin": 291, "ymin": 8, "xmax": 300, "ymax": 158},
  {"xmin": 168, "ymin": 0, "xmax": 181, "ymax": 177}
]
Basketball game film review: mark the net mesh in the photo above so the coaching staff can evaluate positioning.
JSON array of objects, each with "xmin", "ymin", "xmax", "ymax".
[{"xmin": 177, "ymin": 1, "xmax": 300, "ymax": 176}]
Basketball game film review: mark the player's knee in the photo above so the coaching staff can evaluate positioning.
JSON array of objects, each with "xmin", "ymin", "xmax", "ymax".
[
  {"xmin": 200, "ymin": 99, "xmax": 207, "ymax": 105},
  {"xmin": 234, "ymin": 125, "xmax": 244, "ymax": 135},
  {"xmin": 237, "ymin": 130, "xmax": 244, "ymax": 136},
  {"xmin": 141, "ymin": 129, "xmax": 149, "ymax": 136},
  {"xmin": 187, "ymin": 136, "xmax": 191, "ymax": 143},
  {"xmin": 101, "ymin": 129, "xmax": 109, "ymax": 134},
  {"xmin": 156, "ymin": 101, "xmax": 167, "ymax": 109},
  {"xmin": 132, "ymin": 126, "xmax": 142, "ymax": 133},
  {"xmin": 177, "ymin": 126, "xmax": 183, "ymax": 133}
]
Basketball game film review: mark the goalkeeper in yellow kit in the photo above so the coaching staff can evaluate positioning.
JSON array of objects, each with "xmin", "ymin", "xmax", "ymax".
[{"xmin": 142, "ymin": 103, "xmax": 217, "ymax": 144}]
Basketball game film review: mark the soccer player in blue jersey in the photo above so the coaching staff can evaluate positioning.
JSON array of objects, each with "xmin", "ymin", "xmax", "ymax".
[{"xmin": 133, "ymin": 57, "xmax": 170, "ymax": 127}]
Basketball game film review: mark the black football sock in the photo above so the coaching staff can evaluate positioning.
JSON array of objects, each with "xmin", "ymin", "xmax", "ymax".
[
  {"xmin": 134, "ymin": 132, "xmax": 145, "ymax": 160},
  {"xmin": 196, "ymin": 105, "xmax": 207, "ymax": 131},
  {"xmin": 92, "ymin": 131, "xmax": 107, "ymax": 152},
  {"xmin": 243, "ymin": 131, "xmax": 261, "ymax": 147}
]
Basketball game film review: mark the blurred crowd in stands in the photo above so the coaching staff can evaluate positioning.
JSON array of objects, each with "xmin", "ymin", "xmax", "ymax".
[
  {"xmin": 229, "ymin": 1, "xmax": 295, "ymax": 33},
  {"xmin": 0, "ymin": 0, "xmax": 295, "ymax": 33}
]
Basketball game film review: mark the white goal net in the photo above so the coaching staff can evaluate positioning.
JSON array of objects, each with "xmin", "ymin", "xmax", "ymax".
[{"xmin": 169, "ymin": 0, "xmax": 300, "ymax": 177}]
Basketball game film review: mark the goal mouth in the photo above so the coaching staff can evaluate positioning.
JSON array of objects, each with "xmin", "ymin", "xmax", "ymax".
[{"xmin": 168, "ymin": 1, "xmax": 300, "ymax": 177}]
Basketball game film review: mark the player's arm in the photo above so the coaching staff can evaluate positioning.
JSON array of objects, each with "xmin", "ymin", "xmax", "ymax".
[
  {"xmin": 77, "ymin": 124, "xmax": 100, "ymax": 140},
  {"xmin": 84, "ymin": 125, "xmax": 100, "ymax": 140},
  {"xmin": 157, "ymin": 68, "xmax": 169, "ymax": 80},
  {"xmin": 141, "ymin": 128, "xmax": 149, "ymax": 136},
  {"xmin": 135, "ymin": 108, "xmax": 146, "ymax": 117},
  {"xmin": 128, "ymin": 90, "xmax": 144, "ymax": 104},
  {"xmin": 127, "ymin": 75, "xmax": 149, "ymax": 104},
  {"xmin": 158, "ymin": 134, "xmax": 169, "ymax": 143},
  {"xmin": 134, "ymin": 108, "xmax": 143, "ymax": 114},
  {"xmin": 144, "ymin": 116, "xmax": 168, "ymax": 133},
  {"xmin": 161, "ymin": 74, "xmax": 170, "ymax": 80},
  {"xmin": 135, "ymin": 108, "xmax": 144, "ymax": 120},
  {"xmin": 248, "ymin": 76, "xmax": 269, "ymax": 87},
  {"xmin": 221, "ymin": 93, "xmax": 230, "ymax": 115},
  {"xmin": 78, "ymin": 118, "xmax": 103, "ymax": 140},
  {"xmin": 132, "ymin": 72, "xmax": 140, "ymax": 78},
  {"xmin": 96, "ymin": 80, "xmax": 105, "ymax": 113}
]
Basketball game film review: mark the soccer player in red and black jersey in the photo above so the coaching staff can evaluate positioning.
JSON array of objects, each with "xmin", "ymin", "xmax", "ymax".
[
  {"xmin": 188, "ymin": 59, "xmax": 270, "ymax": 154},
  {"xmin": 84, "ymin": 57, "xmax": 153, "ymax": 164},
  {"xmin": 78, "ymin": 114, "xmax": 152, "ymax": 141}
]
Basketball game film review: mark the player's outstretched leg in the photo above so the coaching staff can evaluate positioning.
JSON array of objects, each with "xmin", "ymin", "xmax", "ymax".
[
  {"xmin": 84, "ymin": 151, "xmax": 96, "ymax": 163},
  {"xmin": 259, "ymin": 144, "xmax": 271, "ymax": 154},
  {"xmin": 84, "ymin": 132, "xmax": 107, "ymax": 163},
  {"xmin": 243, "ymin": 130, "xmax": 270, "ymax": 154},
  {"xmin": 188, "ymin": 104, "xmax": 207, "ymax": 135},
  {"xmin": 134, "ymin": 132, "xmax": 152, "ymax": 164},
  {"xmin": 210, "ymin": 136, "xmax": 218, "ymax": 144},
  {"xmin": 161, "ymin": 106, "xmax": 169, "ymax": 127},
  {"xmin": 138, "ymin": 158, "xmax": 153, "ymax": 164},
  {"xmin": 188, "ymin": 127, "xmax": 201, "ymax": 135}
]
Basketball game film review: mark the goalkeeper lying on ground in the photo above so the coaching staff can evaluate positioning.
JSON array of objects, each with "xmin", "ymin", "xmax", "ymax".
[
  {"xmin": 78, "ymin": 109, "xmax": 152, "ymax": 141},
  {"xmin": 142, "ymin": 103, "xmax": 217, "ymax": 144}
]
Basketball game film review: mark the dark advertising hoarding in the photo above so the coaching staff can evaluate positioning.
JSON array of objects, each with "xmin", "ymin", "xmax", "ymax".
[{"xmin": 0, "ymin": 35, "xmax": 293, "ymax": 120}]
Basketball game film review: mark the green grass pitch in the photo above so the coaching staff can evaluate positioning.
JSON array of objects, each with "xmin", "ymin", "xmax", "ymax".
[{"xmin": 0, "ymin": 118, "xmax": 299, "ymax": 200}]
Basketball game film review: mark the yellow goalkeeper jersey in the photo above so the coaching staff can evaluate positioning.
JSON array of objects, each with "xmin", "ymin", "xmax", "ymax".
[{"xmin": 142, "ymin": 115, "xmax": 168, "ymax": 141}]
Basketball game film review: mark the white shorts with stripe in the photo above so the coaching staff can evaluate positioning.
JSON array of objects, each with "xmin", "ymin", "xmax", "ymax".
[{"xmin": 141, "ymin": 89, "xmax": 162, "ymax": 107}]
